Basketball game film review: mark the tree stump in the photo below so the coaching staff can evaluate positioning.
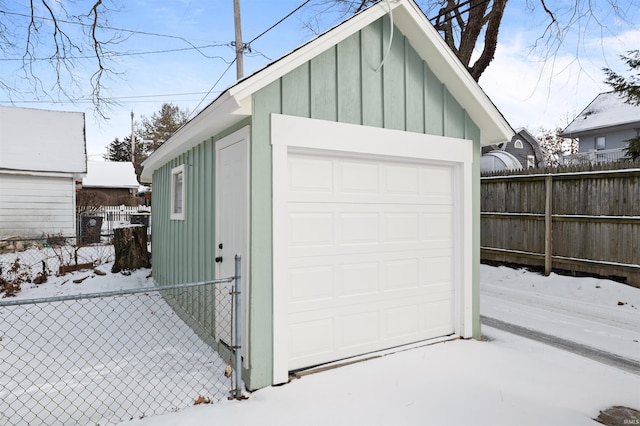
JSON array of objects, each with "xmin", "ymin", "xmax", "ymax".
[{"xmin": 112, "ymin": 225, "xmax": 150, "ymax": 273}]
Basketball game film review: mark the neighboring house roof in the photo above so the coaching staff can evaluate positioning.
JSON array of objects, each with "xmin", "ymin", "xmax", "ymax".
[
  {"xmin": 560, "ymin": 91, "xmax": 640, "ymax": 137},
  {"xmin": 0, "ymin": 105, "xmax": 86, "ymax": 174},
  {"xmin": 141, "ymin": 0, "xmax": 513, "ymax": 182},
  {"xmin": 82, "ymin": 161, "xmax": 139, "ymax": 189}
]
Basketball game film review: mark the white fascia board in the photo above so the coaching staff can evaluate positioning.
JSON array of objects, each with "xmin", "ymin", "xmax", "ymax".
[
  {"xmin": 394, "ymin": 3, "xmax": 513, "ymax": 146},
  {"xmin": 141, "ymin": 91, "xmax": 245, "ymax": 183}
]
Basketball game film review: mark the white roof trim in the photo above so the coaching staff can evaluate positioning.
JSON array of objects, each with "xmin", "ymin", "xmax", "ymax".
[{"xmin": 141, "ymin": 0, "xmax": 513, "ymax": 182}]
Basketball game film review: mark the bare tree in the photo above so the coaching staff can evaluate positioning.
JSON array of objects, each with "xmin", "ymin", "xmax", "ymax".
[
  {"xmin": 537, "ymin": 127, "xmax": 578, "ymax": 167},
  {"xmin": 307, "ymin": 1, "xmax": 638, "ymax": 82},
  {"xmin": 0, "ymin": 1, "xmax": 122, "ymax": 117}
]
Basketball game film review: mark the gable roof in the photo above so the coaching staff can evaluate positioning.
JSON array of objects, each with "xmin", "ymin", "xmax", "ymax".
[
  {"xmin": 142, "ymin": 0, "xmax": 513, "ymax": 182},
  {"xmin": 560, "ymin": 91, "xmax": 640, "ymax": 137},
  {"xmin": 0, "ymin": 105, "xmax": 86, "ymax": 175},
  {"xmin": 82, "ymin": 161, "xmax": 139, "ymax": 189}
]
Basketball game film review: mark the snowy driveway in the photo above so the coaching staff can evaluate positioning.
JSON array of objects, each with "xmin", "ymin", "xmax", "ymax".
[{"xmin": 480, "ymin": 265, "xmax": 640, "ymax": 366}]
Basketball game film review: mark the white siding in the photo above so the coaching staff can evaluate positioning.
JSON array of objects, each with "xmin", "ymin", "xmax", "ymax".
[{"xmin": 0, "ymin": 174, "xmax": 76, "ymax": 239}]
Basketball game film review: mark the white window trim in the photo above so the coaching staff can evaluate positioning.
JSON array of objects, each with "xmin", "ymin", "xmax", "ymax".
[
  {"xmin": 170, "ymin": 164, "xmax": 185, "ymax": 220},
  {"xmin": 514, "ymin": 139, "xmax": 524, "ymax": 149}
]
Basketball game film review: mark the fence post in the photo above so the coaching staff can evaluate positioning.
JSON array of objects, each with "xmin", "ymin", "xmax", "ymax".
[
  {"xmin": 544, "ymin": 175, "xmax": 553, "ymax": 276},
  {"xmin": 231, "ymin": 255, "xmax": 243, "ymax": 399}
]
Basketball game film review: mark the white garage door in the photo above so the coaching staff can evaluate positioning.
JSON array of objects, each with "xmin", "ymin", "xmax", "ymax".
[
  {"xmin": 286, "ymin": 152, "xmax": 455, "ymax": 370},
  {"xmin": 272, "ymin": 114, "xmax": 473, "ymax": 383}
]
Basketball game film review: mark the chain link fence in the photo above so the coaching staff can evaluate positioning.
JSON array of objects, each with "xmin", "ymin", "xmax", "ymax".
[{"xmin": 0, "ymin": 279, "xmax": 239, "ymax": 425}]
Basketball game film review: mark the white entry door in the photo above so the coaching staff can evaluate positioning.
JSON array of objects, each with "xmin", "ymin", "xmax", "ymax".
[{"xmin": 215, "ymin": 127, "xmax": 249, "ymax": 352}]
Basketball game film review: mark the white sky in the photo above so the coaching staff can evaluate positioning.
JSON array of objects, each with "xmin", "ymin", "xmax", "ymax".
[{"xmin": 0, "ymin": 1, "xmax": 638, "ymax": 160}]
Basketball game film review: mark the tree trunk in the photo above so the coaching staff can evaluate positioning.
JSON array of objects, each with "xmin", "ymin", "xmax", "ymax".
[{"xmin": 111, "ymin": 226, "xmax": 150, "ymax": 273}]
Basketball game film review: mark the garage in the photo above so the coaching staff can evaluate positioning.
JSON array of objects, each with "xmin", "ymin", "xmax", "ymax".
[
  {"xmin": 143, "ymin": 0, "xmax": 514, "ymax": 390},
  {"xmin": 272, "ymin": 114, "xmax": 474, "ymax": 381}
]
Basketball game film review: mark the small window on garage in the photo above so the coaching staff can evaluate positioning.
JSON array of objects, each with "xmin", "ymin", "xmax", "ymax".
[
  {"xmin": 171, "ymin": 164, "xmax": 185, "ymax": 220},
  {"xmin": 514, "ymin": 139, "xmax": 524, "ymax": 149},
  {"xmin": 595, "ymin": 136, "xmax": 606, "ymax": 150}
]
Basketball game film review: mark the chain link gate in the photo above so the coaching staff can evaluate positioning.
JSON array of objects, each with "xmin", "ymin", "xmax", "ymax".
[{"xmin": 0, "ymin": 257, "xmax": 243, "ymax": 425}]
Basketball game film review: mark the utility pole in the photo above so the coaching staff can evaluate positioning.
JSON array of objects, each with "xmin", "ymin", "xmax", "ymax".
[
  {"xmin": 233, "ymin": 0, "xmax": 244, "ymax": 79},
  {"xmin": 130, "ymin": 110, "xmax": 135, "ymax": 164}
]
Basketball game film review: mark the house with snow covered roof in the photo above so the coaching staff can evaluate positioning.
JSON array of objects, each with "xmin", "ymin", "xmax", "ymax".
[
  {"xmin": 0, "ymin": 106, "xmax": 86, "ymax": 239},
  {"xmin": 80, "ymin": 161, "xmax": 140, "ymax": 205},
  {"xmin": 559, "ymin": 91, "xmax": 640, "ymax": 164}
]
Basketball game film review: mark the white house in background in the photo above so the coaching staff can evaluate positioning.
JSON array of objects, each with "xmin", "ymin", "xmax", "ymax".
[
  {"xmin": 80, "ymin": 161, "xmax": 140, "ymax": 205},
  {"xmin": 559, "ymin": 91, "xmax": 640, "ymax": 164},
  {"xmin": 0, "ymin": 106, "xmax": 86, "ymax": 239}
]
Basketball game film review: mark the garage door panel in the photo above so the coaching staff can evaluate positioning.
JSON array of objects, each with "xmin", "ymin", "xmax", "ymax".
[
  {"xmin": 289, "ymin": 319, "xmax": 334, "ymax": 361},
  {"xmin": 289, "ymin": 212, "xmax": 333, "ymax": 247},
  {"xmin": 338, "ymin": 311, "xmax": 381, "ymax": 349},
  {"xmin": 421, "ymin": 256, "xmax": 453, "ymax": 284},
  {"xmin": 288, "ymin": 285, "xmax": 452, "ymax": 317},
  {"xmin": 381, "ymin": 258, "xmax": 419, "ymax": 291},
  {"xmin": 382, "ymin": 164, "xmax": 419, "ymax": 195},
  {"xmin": 289, "ymin": 266, "xmax": 334, "ymax": 303},
  {"xmin": 339, "ymin": 213, "xmax": 380, "ymax": 244},
  {"xmin": 338, "ymin": 262, "xmax": 380, "ymax": 296},
  {"xmin": 421, "ymin": 212, "xmax": 453, "ymax": 241},
  {"xmin": 338, "ymin": 161, "xmax": 380, "ymax": 193},
  {"xmin": 381, "ymin": 304, "xmax": 419, "ymax": 339},
  {"xmin": 288, "ymin": 296, "xmax": 454, "ymax": 370},
  {"xmin": 382, "ymin": 212, "xmax": 420, "ymax": 242},
  {"xmin": 291, "ymin": 258, "xmax": 454, "ymax": 303},
  {"xmin": 284, "ymin": 150, "xmax": 458, "ymax": 371},
  {"xmin": 289, "ymin": 156, "xmax": 333, "ymax": 192}
]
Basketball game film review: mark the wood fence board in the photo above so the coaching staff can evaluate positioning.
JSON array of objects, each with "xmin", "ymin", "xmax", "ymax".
[{"xmin": 481, "ymin": 168, "xmax": 640, "ymax": 287}]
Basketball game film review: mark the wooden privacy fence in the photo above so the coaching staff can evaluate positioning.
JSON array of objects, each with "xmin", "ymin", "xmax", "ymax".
[{"xmin": 481, "ymin": 168, "xmax": 640, "ymax": 287}]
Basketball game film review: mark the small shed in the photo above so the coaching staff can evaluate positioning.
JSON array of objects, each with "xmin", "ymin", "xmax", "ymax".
[
  {"xmin": 480, "ymin": 150, "xmax": 523, "ymax": 173},
  {"xmin": 80, "ymin": 161, "xmax": 140, "ymax": 205},
  {"xmin": 142, "ymin": 0, "xmax": 513, "ymax": 390},
  {"xmin": 0, "ymin": 106, "xmax": 86, "ymax": 239}
]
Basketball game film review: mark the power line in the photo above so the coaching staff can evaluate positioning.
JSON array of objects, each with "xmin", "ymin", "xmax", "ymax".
[
  {"xmin": 187, "ymin": 59, "xmax": 237, "ymax": 120},
  {"xmin": 428, "ymin": 0, "xmax": 492, "ymax": 25},
  {"xmin": 0, "ymin": 44, "xmax": 233, "ymax": 62},
  {"xmin": 0, "ymin": 9, "xmax": 223, "ymax": 59},
  {"xmin": 188, "ymin": 0, "xmax": 314, "ymax": 117},
  {"xmin": 245, "ymin": 0, "xmax": 313, "ymax": 46}
]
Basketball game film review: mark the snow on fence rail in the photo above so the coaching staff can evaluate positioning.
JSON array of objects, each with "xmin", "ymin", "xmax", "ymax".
[
  {"xmin": 481, "ymin": 168, "xmax": 640, "ymax": 287},
  {"xmin": 0, "ymin": 276, "xmax": 241, "ymax": 425}
]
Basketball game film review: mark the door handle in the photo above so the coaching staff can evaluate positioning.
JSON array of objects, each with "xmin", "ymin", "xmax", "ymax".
[{"xmin": 215, "ymin": 256, "xmax": 223, "ymax": 263}]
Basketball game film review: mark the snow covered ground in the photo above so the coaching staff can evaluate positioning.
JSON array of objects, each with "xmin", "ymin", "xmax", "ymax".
[
  {"xmin": 1, "ymin": 262, "xmax": 639, "ymax": 425},
  {"xmin": 480, "ymin": 265, "xmax": 639, "ymax": 361}
]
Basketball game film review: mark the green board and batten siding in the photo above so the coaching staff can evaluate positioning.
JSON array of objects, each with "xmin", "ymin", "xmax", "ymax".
[
  {"xmin": 151, "ymin": 119, "xmax": 250, "ymax": 338},
  {"xmin": 250, "ymin": 18, "xmax": 481, "ymax": 388},
  {"xmin": 151, "ymin": 16, "xmax": 482, "ymax": 390}
]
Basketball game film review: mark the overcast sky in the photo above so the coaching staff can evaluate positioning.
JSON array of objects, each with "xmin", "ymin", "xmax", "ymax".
[{"xmin": 1, "ymin": 0, "xmax": 638, "ymax": 160}]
